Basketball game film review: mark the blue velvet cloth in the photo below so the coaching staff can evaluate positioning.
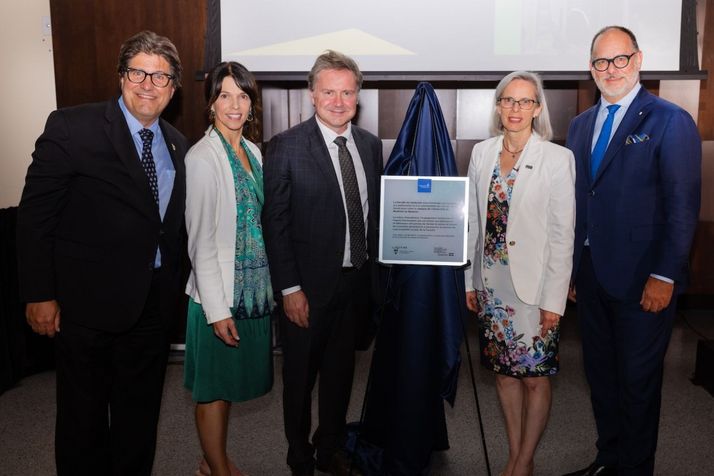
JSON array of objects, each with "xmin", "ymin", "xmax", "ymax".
[{"xmin": 356, "ymin": 82, "xmax": 466, "ymax": 475}]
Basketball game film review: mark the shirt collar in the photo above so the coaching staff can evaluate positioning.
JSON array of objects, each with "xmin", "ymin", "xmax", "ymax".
[
  {"xmin": 315, "ymin": 115, "xmax": 353, "ymax": 145},
  {"xmin": 118, "ymin": 96, "xmax": 160, "ymax": 136}
]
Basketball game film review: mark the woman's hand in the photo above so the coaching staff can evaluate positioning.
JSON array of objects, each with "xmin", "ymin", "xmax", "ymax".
[
  {"xmin": 465, "ymin": 291, "xmax": 479, "ymax": 313},
  {"xmin": 568, "ymin": 285, "xmax": 577, "ymax": 303},
  {"xmin": 213, "ymin": 317, "xmax": 240, "ymax": 346},
  {"xmin": 539, "ymin": 309, "xmax": 561, "ymax": 338}
]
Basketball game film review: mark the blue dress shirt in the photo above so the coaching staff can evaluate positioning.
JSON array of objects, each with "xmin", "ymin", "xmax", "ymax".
[{"xmin": 118, "ymin": 96, "xmax": 176, "ymax": 268}]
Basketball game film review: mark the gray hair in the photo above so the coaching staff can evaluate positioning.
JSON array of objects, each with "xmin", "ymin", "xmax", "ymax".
[
  {"xmin": 489, "ymin": 70, "xmax": 553, "ymax": 140},
  {"xmin": 307, "ymin": 50, "xmax": 363, "ymax": 91},
  {"xmin": 590, "ymin": 25, "xmax": 639, "ymax": 58},
  {"xmin": 117, "ymin": 30, "xmax": 182, "ymax": 88}
]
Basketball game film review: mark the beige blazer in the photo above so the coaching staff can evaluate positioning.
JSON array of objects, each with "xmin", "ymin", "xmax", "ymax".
[
  {"xmin": 465, "ymin": 133, "xmax": 575, "ymax": 315},
  {"xmin": 184, "ymin": 127, "xmax": 263, "ymax": 323}
]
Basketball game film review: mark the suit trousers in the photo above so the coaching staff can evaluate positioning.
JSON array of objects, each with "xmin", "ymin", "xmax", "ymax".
[
  {"xmin": 54, "ymin": 269, "xmax": 170, "ymax": 476},
  {"xmin": 576, "ymin": 249, "xmax": 676, "ymax": 476},
  {"xmin": 281, "ymin": 265, "xmax": 368, "ymax": 469}
]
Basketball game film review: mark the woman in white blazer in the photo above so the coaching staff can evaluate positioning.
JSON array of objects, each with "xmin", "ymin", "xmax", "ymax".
[
  {"xmin": 465, "ymin": 71, "xmax": 575, "ymax": 476},
  {"xmin": 184, "ymin": 62, "xmax": 274, "ymax": 476}
]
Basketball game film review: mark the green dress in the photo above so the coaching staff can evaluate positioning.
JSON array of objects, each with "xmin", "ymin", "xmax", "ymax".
[
  {"xmin": 184, "ymin": 298, "xmax": 272, "ymax": 402},
  {"xmin": 184, "ymin": 130, "xmax": 274, "ymax": 403}
]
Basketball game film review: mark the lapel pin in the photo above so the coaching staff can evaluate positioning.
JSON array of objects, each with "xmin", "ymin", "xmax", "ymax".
[
  {"xmin": 171, "ymin": 143, "xmax": 176, "ymax": 151},
  {"xmin": 639, "ymin": 111, "xmax": 643, "ymax": 115},
  {"xmin": 525, "ymin": 165, "xmax": 533, "ymax": 169}
]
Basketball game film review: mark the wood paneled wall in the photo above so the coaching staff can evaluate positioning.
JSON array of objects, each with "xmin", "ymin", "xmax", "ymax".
[
  {"xmin": 49, "ymin": 0, "xmax": 209, "ymax": 142},
  {"xmin": 694, "ymin": 0, "xmax": 714, "ymax": 298},
  {"xmin": 698, "ymin": 0, "xmax": 714, "ymax": 139}
]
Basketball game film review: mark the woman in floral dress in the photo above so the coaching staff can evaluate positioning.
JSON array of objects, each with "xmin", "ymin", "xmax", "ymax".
[{"xmin": 465, "ymin": 71, "xmax": 575, "ymax": 476}]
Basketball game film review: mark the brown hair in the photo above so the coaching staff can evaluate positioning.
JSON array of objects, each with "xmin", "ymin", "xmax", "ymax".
[
  {"xmin": 117, "ymin": 31, "xmax": 182, "ymax": 87},
  {"xmin": 205, "ymin": 61, "xmax": 262, "ymax": 143}
]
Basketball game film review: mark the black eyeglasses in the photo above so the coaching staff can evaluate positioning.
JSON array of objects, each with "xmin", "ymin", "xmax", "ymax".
[
  {"xmin": 123, "ymin": 67, "xmax": 174, "ymax": 88},
  {"xmin": 497, "ymin": 97, "xmax": 539, "ymax": 110},
  {"xmin": 590, "ymin": 52, "xmax": 638, "ymax": 72}
]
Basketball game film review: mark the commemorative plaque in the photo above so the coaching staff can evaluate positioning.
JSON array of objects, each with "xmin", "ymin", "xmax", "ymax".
[{"xmin": 378, "ymin": 176, "xmax": 469, "ymax": 266}]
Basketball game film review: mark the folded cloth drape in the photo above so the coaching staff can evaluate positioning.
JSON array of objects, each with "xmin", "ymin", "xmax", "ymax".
[{"xmin": 357, "ymin": 82, "xmax": 466, "ymax": 476}]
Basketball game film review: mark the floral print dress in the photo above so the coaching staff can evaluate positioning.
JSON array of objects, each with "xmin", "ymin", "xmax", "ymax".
[{"xmin": 476, "ymin": 160, "xmax": 559, "ymax": 377}]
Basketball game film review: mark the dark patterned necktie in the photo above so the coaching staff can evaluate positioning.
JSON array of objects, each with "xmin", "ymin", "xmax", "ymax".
[
  {"xmin": 334, "ymin": 136, "xmax": 367, "ymax": 268},
  {"xmin": 138, "ymin": 128, "xmax": 159, "ymax": 205}
]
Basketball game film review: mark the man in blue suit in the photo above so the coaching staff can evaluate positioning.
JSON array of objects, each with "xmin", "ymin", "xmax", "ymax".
[{"xmin": 563, "ymin": 26, "xmax": 701, "ymax": 476}]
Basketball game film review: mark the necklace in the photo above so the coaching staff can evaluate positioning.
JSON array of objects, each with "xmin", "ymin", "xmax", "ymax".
[{"xmin": 502, "ymin": 140, "xmax": 525, "ymax": 159}]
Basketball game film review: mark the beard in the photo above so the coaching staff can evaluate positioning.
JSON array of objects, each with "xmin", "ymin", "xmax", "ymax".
[{"xmin": 593, "ymin": 72, "xmax": 639, "ymax": 102}]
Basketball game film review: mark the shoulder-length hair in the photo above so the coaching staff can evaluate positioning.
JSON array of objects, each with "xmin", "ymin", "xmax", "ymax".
[
  {"xmin": 489, "ymin": 70, "xmax": 553, "ymax": 140},
  {"xmin": 205, "ymin": 61, "xmax": 262, "ymax": 143}
]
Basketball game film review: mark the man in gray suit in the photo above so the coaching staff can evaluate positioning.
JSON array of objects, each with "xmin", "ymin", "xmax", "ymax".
[{"xmin": 262, "ymin": 50, "xmax": 382, "ymax": 476}]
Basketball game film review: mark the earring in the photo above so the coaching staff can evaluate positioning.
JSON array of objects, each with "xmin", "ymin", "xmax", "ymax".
[
  {"xmin": 247, "ymin": 108, "xmax": 254, "ymax": 122},
  {"xmin": 209, "ymin": 108, "xmax": 216, "ymax": 120}
]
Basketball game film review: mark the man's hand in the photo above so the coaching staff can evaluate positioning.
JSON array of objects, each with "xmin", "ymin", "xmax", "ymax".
[
  {"xmin": 283, "ymin": 290, "xmax": 310, "ymax": 328},
  {"xmin": 465, "ymin": 291, "xmax": 479, "ymax": 313},
  {"xmin": 26, "ymin": 300, "xmax": 61, "ymax": 337},
  {"xmin": 640, "ymin": 276, "xmax": 674, "ymax": 313},
  {"xmin": 539, "ymin": 309, "xmax": 561, "ymax": 338},
  {"xmin": 213, "ymin": 317, "xmax": 240, "ymax": 346}
]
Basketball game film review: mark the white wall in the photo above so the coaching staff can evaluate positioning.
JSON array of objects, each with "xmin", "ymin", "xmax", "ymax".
[{"xmin": 0, "ymin": 0, "xmax": 56, "ymax": 208}]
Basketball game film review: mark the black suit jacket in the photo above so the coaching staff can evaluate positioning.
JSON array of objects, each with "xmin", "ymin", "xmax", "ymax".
[
  {"xmin": 262, "ymin": 116, "xmax": 382, "ymax": 307},
  {"xmin": 17, "ymin": 99, "xmax": 187, "ymax": 332}
]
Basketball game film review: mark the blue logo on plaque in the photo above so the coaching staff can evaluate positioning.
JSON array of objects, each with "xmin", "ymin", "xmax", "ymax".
[{"xmin": 417, "ymin": 179, "xmax": 432, "ymax": 193}]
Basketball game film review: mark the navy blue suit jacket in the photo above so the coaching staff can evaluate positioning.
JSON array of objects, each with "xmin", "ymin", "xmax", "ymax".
[
  {"xmin": 567, "ymin": 87, "xmax": 701, "ymax": 301},
  {"xmin": 262, "ymin": 116, "xmax": 382, "ymax": 307}
]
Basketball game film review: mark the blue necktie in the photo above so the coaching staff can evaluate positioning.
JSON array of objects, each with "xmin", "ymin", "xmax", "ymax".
[{"xmin": 590, "ymin": 104, "xmax": 621, "ymax": 178}]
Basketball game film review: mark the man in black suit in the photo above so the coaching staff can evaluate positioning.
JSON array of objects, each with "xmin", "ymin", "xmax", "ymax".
[
  {"xmin": 16, "ymin": 31, "xmax": 187, "ymax": 476},
  {"xmin": 263, "ymin": 50, "xmax": 382, "ymax": 476}
]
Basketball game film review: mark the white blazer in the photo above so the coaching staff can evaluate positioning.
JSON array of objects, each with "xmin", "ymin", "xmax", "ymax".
[
  {"xmin": 465, "ymin": 133, "xmax": 575, "ymax": 316},
  {"xmin": 185, "ymin": 127, "xmax": 263, "ymax": 324}
]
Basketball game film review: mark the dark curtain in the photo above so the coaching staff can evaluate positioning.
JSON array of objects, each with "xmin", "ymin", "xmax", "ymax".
[
  {"xmin": 358, "ymin": 83, "xmax": 466, "ymax": 475},
  {"xmin": 0, "ymin": 207, "xmax": 54, "ymax": 395}
]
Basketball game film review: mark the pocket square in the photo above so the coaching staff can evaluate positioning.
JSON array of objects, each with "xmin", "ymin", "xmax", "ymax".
[{"xmin": 626, "ymin": 133, "xmax": 650, "ymax": 145}]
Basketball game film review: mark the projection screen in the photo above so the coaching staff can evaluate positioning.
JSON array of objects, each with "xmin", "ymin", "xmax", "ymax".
[{"xmin": 220, "ymin": 0, "xmax": 682, "ymax": 73}]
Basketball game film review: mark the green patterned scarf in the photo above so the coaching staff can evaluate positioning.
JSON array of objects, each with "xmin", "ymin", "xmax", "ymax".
[{"xmin": 215, "ymin": 127, "xmax": 275, "ymax": 319}]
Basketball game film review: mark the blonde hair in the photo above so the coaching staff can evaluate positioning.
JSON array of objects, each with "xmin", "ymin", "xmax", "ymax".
[
  {"xmin": 307, "ymin": 50, "xmax": 363, "ymax": 91},
  {"xmin": 489, "ymin": 71, "xmax": 553, "ymax": 140}
]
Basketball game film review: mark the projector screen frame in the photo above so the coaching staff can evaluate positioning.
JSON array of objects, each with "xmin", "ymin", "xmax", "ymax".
[{"xmin": 204, "ymin": 0, "xmax": 705, "ymax": 83}]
